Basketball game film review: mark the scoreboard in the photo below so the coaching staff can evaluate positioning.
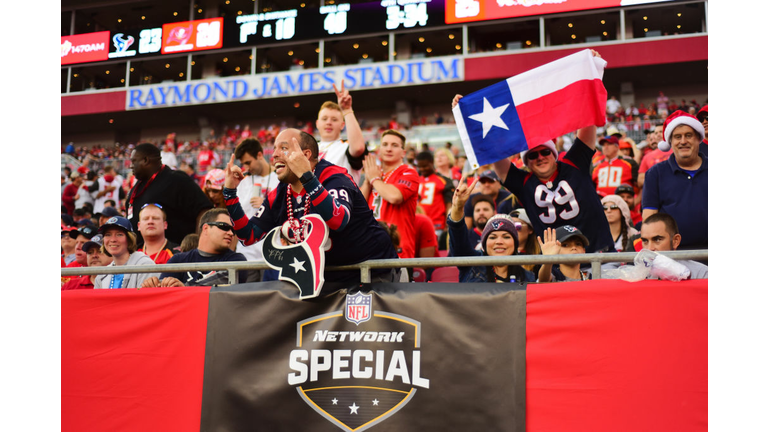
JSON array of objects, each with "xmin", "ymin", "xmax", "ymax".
[
  {"xmin": 61, "ymin": 0, "xmax": 676, "ymax": 66},
  {"xmin": 62, "ymin": 0, "xmax": 444, "ymax": 66}
]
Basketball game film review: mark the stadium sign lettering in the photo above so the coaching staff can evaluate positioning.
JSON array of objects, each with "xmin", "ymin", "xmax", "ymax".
[{"xmin": 126, "ymin": 56, "xmax": 462, "ymax": 110}]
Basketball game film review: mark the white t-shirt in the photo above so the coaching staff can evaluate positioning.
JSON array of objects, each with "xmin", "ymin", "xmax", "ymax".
[
  {"xmin": 318, "ymin": 139, "xmax": 362, "ymax": 185},
  {"xmin": 235, "ymin": 170, "xmax": 279, "ymax": 261},
  {"xmin": 161, "ymin": 151, "xmax": 178, "ymax": 169},
  {"xmin": 606, "ymin": 98, "xmax": 621, "ymax": 114},
  {"xmin": 94, "ymin": 177, "xmax": 123, "ymax": 213}
]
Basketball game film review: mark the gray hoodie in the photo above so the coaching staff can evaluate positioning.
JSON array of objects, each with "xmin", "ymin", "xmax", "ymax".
[{"xmin": 94, "ymin": 252, "xmax": 160, "ymax": 289}]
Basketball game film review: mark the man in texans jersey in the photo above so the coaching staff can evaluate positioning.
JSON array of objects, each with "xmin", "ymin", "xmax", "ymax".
[
  {"xmin": 222, "ymin": 128, "xmax": 399, "ymax": 286},
  {"xmin": 439, "ymin": 96, "xmax": 616, "ymax": 254}
]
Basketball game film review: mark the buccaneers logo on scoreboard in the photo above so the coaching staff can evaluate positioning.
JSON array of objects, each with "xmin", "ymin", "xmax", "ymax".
[{"xmin": 287, "ymin": 292, "xmax": 430, "ymax": 431}]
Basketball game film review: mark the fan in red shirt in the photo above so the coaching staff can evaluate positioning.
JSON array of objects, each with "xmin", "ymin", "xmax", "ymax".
[
  {"xmin": 615, "ymin": 184, "xmax": 642, "ymax": 228},
  {"xmin": 197, "ymin": 141, "xmax": 216, "ymax": 174},
  {"xmin": 415, "ymin": 151, "xmax": 455, "ymax": 235},
  {"xmin": 591, "ymin": 136, "xmax": 639, "ymax": 197},
  {"xmin": 362, "ymin": 130, "xmax": 421, "ymax": 259}
]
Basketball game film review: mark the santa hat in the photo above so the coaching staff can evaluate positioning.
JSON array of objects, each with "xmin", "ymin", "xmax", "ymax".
[{"xmin": 658, "ymin": 110, "xmax": 706, "ymax": 152}]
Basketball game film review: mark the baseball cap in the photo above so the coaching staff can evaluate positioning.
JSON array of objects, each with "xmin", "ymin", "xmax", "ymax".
[
  {"xmin": 82, "ymin": 234, "xmax": 104, "ymax": 253},
  {"xmin": 555, "ymin": 225, "xmax": 589, "ymax": 247},
  {"xmin": 606, "ymin": 126, "xmax": 621, "ymax": 137},
  {"xmin": 614, "ymin": 184, "xmax": 634, "ymax": 196},
  {"xmin": 204, "ymin": 169, "xmax": 226, "ymax": 190},
  {"xmin": 77, "ymin": 166, "xmax": 89, "ymax": 175},
  {"xmin": 96, "ymin": 206, "xmax": 120, "ymax": 218},
  {"xmin": 61, "ymin": 214, "xmax": 75, "ymax": 227},
  {"xmin": 98, "ymin": 216, "xmax": 134, "ymax": 234},
  {"xmin": 509, "ymin": 208, "xmax": 531, "ymax": 227},
  {"xmin": 478, "ymin": 170, "xmax": 499, "ymax": 182},
  {"xmin": 599, "ymin": 136, "xmax": 620, "ymax": 146},
  {"xmin": 69, "ymin": 172, "xmax": 81, "ymax": 180},
  {"xmin": 69, "ymin": 225, "xmax": 98, "ymax": 239},
  {"xmin": 619, "ymin": 140, "xmax": 632, "ymax": 150}
]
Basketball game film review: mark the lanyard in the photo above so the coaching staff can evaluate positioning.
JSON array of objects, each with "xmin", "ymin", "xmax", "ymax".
[{"xmin": 128, "ymin": 165, "xmax": 165, "ymax": 208}]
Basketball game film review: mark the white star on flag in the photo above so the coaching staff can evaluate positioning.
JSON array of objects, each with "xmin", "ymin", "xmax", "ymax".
[
  {"xmin": 289, "ymin": 257, "xmax": 306, "ymax": 273},
  {"xmin": 349, "ymin": 402, "xmax": 359, "ymax": 414},
  {"xmin": 468, "ymin": 97, "xmax": 509, "ymax": 138},
  {"xmin": 331, "ymin": 398, "xmax": 338, "ymax": 405},
  {"xmin": 372, "ymin": 399, "xmax": 379, "ymax": 406}
]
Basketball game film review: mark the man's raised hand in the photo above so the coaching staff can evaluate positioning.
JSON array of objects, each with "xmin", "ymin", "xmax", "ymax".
[
  {"xmin": 333, "ymin": 80, "xmax": 352, "ymax": 112},
  {"xmin": 224, "ymin": 153, "xmax": 245, "ymax": 189},
  {"xmin": 286, "ymin": 137, "xmax": 312, "ymax": 181}
]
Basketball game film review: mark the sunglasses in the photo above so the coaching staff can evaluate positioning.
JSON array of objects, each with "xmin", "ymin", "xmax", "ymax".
[
  {"xmin": 602, "ymin": 205, "xmax": 620, "ymax": 211},
  {"xmin": 141, "ymin": 203, "xmax": 163, "ymax": 209},
  {"xmin": 205, "ymin": 221, "xmax": 234, "ymax": 232},
  {"xmin": 514, "ymin": 222, "xmax": 523, "ymax": 231},
  {"xmin": 525, "ymin": 149, "xmax": 553, "ymax": 161}
]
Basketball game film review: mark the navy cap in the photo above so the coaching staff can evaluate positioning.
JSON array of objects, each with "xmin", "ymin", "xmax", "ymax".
[
  {"xmin": 98, "ymin": 216, "xmax": 134, "ymax": 234},
  {"xmin": 82, "ymin": 234, "xmax": 104, "ymax": 253},
  {"xmin": 478, "ymin": 170, "xmax": 499, "ymax": 182},
  {"xmin": 614, "ymin": 184, "xmax": 634, "ymax": 196},
  {"xmin": 555, "ymin": 225, "xmax": 589, "ymax": 247},
  {"xmin": 96, "ymin": 206, "xmax": 120, "ymax": 218},
  {"xmin": 69, "ymin": 225, "xmax": 98, "ymax": 239}
]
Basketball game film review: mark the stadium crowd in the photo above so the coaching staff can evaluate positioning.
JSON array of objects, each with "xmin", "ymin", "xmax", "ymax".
[{"xmin": 62, "ymin": 83, "xmax": 708, "ymax": 288}]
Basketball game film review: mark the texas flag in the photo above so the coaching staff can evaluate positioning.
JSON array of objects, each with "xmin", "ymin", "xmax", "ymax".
[{"xmin": 453, "ymin": 49, "xmax": 608, "ymax": 169}]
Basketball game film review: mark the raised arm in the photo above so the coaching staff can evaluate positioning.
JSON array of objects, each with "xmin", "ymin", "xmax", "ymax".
[
  {"xmin": 536, "ymin": 228, "xmax": 561, "ymax": 283},
  {"xmin": 335, "ymin": 80, "xmax": 365, "ymax": 157},
  {"xmin": 363, "ymin": 154, "xmax": 404, "ymax": 205},
  {"xmin": 452, "ymin": 93, "xmax": 512, "ymax": 182}
]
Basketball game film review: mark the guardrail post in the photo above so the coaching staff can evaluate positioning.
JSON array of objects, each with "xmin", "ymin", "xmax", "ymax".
[
  {"xmin": 591, "ymin": 260, "xmax": 602, "ymax": 280},
  {"xmin": 360, "ymin": 265, "xmax": 371, "ymax": 284},
  {"xmin": 228, "ymin": 269, "xmax": 239, "ymax": 285}
]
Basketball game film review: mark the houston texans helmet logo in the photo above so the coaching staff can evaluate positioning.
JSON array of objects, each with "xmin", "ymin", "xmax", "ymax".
[
  {"xmin": 112, "ymin": 33, "xmax": 135, "ymax": 52},
  {"xmin": 491, "ymin": 220, "xmax": 503, "ymax": 230},
  {"xmin": 263, "ymin": 214, "xmax": 331, "ymax": 300}
]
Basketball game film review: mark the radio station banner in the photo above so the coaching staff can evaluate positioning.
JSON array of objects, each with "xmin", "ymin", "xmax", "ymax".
[
  {"xmin": 62, "ymin": 279, "xmax": 707, "ymax": 432},
  {"xmin": 125, "ymin": 56, "xmax": 463, "ymax": 110}
]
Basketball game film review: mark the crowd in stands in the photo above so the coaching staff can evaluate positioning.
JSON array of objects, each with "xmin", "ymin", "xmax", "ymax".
[{"xmin": 62, "ymin": 85, "xmax": 708, "ymax": 289}]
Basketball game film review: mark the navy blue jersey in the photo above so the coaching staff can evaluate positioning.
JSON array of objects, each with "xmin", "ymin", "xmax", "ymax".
[
  {"xmin": 161, "ymin": 249, "xmax": 248, "ymax": 285},
  {"xmin": 503, "ymin": 138, "xmax": 615, "ymax": 253},
  {"xmin": 226, "ymin": 159, "xmax": 398, "ymax": 282}
]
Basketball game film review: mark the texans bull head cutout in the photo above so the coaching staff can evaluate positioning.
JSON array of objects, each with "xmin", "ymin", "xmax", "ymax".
[{"xmin": 263, "ymin": 214, "xmax": 331, "ymax": 299}]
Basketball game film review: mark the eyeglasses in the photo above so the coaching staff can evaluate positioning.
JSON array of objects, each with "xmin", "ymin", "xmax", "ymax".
[
  {"xmin": 141, "ymin": 203, "xmax": 163, "ymax": 209},
  {"xmin": 205, "ymin": 222, "xmax": 234, "ymax": 232},
  {"xmin": 525, "ymin": 149, "xmax": 553, "ymax": 161},
  {"xmin": 602, "ymin": 205, "xmax": 620, "ymax": 211}
]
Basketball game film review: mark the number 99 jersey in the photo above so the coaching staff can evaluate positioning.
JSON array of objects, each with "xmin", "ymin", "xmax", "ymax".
[{"xmin": 503, "ymin": 138, "xmax": 616, "ymax": 254}]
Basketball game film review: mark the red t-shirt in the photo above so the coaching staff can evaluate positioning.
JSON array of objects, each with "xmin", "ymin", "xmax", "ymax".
[
  {"xmin": 639, "ymin": 148, "xmax": 673, "ymax": 174},
  {"xmin": 197, "ymin": 149, "xmax": 215, "ymax": 171},
  {"xmin": 414, "ymin": 213, "xmax": 438, "ymax": 257},
  {"xmin": 368, "ymin": 164, "xmax": 420, "ymax": 259},
  {"xmin": 62, "ymin": 275, "xmax": 94, "ymax": 290},
  {"xmin": 591, "ymin": 157, "xmax": 639, "ymax": 197},
  {"xmin": 418, "ymin": 173, "xmax": 452, "ymax": 231}
]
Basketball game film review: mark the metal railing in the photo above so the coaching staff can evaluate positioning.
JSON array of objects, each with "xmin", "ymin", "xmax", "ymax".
[{"xmin": 61, "ymin": 250, "xmax": 707, "ymax": 284}]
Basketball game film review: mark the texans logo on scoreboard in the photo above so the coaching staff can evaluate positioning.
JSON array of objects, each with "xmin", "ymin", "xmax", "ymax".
[{"xmin": 263, "ymin": 214, "xmax": 331, "ymax": 300}]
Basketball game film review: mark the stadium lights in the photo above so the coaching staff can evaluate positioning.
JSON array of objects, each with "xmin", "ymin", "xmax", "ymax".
[
  {"xmin": 418, "ymin": 37, "xmax": 425, "ymax": 42},
  {"xmin": 449, "ymin": 34, "xmax": 455, "ymax": 39},
  {"xmin": 382, "ymin": 41, "xmax": 388, "ymax": 46},
  {"xmin": 353, "ymin": 44, "xmax": 359, "ymax": 49},
  {"xmin": 426, "ymin": 47, "xmax": 432, "ymax": 53}
]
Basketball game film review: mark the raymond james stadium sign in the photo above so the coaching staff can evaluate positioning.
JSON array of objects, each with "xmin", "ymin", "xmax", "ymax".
[{"xmin": 126, "ymin": 56, "xmax": 463, "ymax": 110}]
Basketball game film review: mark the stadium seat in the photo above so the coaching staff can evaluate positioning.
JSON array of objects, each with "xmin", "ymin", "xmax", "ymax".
[
  {"xmin": 412, "ymin": 268, "xmax": 427, "ymax": 282},
  {"xmin": 430, "ymin": 267, "xmax": 459, "ymax": 283}
]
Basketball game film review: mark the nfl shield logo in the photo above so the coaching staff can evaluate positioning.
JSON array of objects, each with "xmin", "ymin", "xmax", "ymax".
[{"xmin": 345, "ymin": 292, "xmax": 372, "ymax": 325}]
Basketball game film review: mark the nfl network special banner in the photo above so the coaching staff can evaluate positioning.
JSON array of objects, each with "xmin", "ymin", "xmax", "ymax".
[
  {"xmin": 453, "ymin": 48, "xmax": 608, "ymax": 169},
  {"xmin": 62, "ymin": 281, "xmax": 527, "ymax": 432},
  {"xmin": 126, "ymin": 56, "xmax": 463, "ymax": 111},
  {"xmin": 62, "ymin": 279, "xmax": 706, "ymax": 432}
]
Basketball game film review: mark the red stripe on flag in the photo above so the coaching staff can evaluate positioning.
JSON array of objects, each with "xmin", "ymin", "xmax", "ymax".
[
  {"xmin": 526, "ymin": 279, "xmax": 707, "ymax": 431},
  {"xmin": 515, "ymin": 78, "xmax": 607, "ymax": 148},
  {"xmin": 62, "ymin": 287, "xmax": 212, "ymax": 432}
]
